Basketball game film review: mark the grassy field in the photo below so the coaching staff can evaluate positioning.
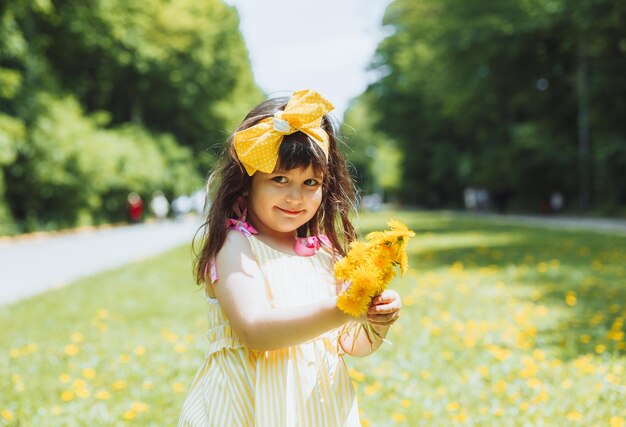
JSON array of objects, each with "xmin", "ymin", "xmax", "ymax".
[{"xmin": 1, "ymin": 211, "xmax": 625, "ymax": 426}]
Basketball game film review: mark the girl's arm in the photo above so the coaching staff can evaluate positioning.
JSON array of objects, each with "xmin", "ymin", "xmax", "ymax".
[
  {"xmin": 212, "ymin": 231, "xmax": 352, "ymax": 351},
  {"xmin": 339, "ymin": 291, "xmax": 402, "ymax": 357}
]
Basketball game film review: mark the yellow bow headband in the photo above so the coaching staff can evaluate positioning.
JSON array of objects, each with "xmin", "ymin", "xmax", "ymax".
[{"xmin": 233, "ymin": 89, "xmax": 335, "ymax": 176}]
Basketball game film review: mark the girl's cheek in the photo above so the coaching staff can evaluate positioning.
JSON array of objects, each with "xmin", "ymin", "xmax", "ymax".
[{"xmin": 312, "ymin": 188, "xmax": 323, "ymax": 204}]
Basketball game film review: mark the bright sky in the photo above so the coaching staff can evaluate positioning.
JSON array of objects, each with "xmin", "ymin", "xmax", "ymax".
[{"xmin": 225, "ymin": 0, "xmax": 392, "ymax": 119}]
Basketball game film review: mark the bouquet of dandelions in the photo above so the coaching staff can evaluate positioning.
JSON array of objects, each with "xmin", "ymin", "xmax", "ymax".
[{"xmin": 335, "ymin": 220, "xmax": 415, "ymax": 349}]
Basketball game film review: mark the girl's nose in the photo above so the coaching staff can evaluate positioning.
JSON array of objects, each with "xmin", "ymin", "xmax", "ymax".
[{"xmin": 285, "ymin": 186, "xmax": 303, "ymax": 204}]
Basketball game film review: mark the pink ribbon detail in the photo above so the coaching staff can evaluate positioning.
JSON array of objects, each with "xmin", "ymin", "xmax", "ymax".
[{"xmin": 294, "ymin": 235, "xmax": 331, "ymax": 256}]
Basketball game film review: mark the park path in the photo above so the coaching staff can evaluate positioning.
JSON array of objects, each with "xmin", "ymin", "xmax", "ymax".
[
  {"xmin": 1, "ymin": 211, "xmax": 625, "ymax": 307},
  {"xmin": 454, "ymin": 212, "xmax": 626, "ymax": 235},
  {"xmin": 0, "ymin": 217, "xmax": 203, "ymax": 306}
]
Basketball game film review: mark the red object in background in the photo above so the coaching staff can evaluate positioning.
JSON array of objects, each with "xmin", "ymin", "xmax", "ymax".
[{"xmin": 127, "ymin": 192, "xmax": 144, "ymax": 223}]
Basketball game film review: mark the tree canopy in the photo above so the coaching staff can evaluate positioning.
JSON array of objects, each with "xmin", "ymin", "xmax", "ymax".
[
  {"xmin": 351, "ymin": 0, "xmax": 625, "ymax": 212},
  {"xmin": 0, "ymin": 0, "xmax": 263, "ymax": 233}
]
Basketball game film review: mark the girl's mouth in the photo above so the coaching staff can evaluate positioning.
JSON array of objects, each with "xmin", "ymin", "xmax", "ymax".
[{"xmin": 277, "ymin": 207, "xmax": 303, "ymax": 215}]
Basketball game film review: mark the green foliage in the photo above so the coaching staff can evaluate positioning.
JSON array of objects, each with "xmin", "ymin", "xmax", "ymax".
[
  {"xmin": 4, "ymin": 93, "xmax": 202, "ymax": 230},
  {"xmin": 0, "ymin": 0, "xmax": 262, "ymax": 234},
  {"xmin": 0, "ymin": 114, "xmax": 25, "ymax": 234},
  {"xmin": 37, "ymin": 0, "xmax": 262, "ymax": 169},
  {"xmin": 343, "ymin": 94, "xmax": 401, "ymax": 198},
  {"xmin": 366, "ymin": 0, "xmax": 626, "ymax": 211}
]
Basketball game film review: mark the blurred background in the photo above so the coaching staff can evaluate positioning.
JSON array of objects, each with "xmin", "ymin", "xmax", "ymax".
[
  {"xmin": 1, "ymin": 0, "xmax": 624, "ymax": 237},
  {"xmin": 1, "ymin": 0, "xmax": 626, "ymax": 425}
]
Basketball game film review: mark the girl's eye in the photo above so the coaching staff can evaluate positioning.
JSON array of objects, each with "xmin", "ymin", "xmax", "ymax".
[
  {"xmin": 304, "ymin": 179, "xmax": 320, "ymax": 186},
  {"xmin": 272, "ymin": 176, "xmax": 288, "ymax": 183}
]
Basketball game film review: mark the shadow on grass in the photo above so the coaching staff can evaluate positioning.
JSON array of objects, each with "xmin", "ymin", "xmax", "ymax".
[{"xmin": 359, "ymin": 210, "xmax": 626, "ymax": 361}]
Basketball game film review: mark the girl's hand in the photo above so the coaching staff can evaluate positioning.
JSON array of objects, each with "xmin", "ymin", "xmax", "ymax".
[{"xmin": 367, "ymin": 290, "xmax": 401, "ymax": 327}]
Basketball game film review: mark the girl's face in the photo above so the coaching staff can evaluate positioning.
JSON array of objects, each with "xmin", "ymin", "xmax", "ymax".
[{"xmin": 246, "ymin": 165, "xmax": 324, "ymax": 238}]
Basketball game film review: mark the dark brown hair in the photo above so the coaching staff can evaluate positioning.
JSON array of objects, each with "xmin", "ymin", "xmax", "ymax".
[{"xmin": 193, "ymin": 96, "xmax": 358, "ymax": 285}]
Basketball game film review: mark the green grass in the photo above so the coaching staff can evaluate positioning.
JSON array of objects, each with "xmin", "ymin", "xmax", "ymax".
[{"xmin": 2, "ymin": 210, "xmax": 625, "ymax": 426}]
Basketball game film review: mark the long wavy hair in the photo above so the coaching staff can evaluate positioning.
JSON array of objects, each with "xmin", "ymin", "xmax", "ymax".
[{"xmin": 193, "ymin": 96, "xmax": 358, "ymax": 285}]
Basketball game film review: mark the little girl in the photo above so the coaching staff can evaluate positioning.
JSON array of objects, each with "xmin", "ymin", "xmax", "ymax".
[{"xmin": 179, "ymin": 89, "xmax": 402, "ymax": 426}]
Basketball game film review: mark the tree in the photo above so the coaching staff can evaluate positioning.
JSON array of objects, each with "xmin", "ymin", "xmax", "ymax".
[{"xmin": 365, "ymin": 0, "xmax": 626, "ymax": 211}]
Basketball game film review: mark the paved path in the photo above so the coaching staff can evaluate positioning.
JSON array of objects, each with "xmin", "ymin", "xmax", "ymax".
[
  {"xmin": 1, "ymin": 211, "xmax": 624, "ymax": 307},
  {"xmin": 0, "ymin": 217, "xmax": 203, "ymax": 306},
  {"xmin": 452, "ymin": 212, "xmax": 626, "ymax": 235}
]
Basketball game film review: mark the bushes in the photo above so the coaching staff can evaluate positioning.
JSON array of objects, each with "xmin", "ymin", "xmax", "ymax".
[{"xmin": 2, "ymin": 93, "xmax": 201, "ymax": 233}]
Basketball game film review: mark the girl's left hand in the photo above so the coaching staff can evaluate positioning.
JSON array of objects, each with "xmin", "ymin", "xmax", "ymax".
[{"xmin": 367, "ymin": 290, "xmax": 401, "ymax": 327}]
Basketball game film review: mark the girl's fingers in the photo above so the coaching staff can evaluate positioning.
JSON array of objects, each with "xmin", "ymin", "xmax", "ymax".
[
  {"xmin": 367, "ymin": 310, "xmax": 400, "ymax": 323},
  {"xmin": 371, "ymin": 290, "xmax": 401, "ymax": 307},
  {"xmin": 368, "ymin": 301, "xmax": 401, "ymax": 314}
]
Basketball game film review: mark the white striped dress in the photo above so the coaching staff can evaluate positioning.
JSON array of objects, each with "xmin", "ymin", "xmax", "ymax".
[{"xmin": 178, "ymin": 231, "xmax": 361, "ymax": 426}]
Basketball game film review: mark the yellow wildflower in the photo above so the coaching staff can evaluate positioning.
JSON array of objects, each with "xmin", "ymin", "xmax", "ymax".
[
  {"xmin": 335, "ymin": 221, "xmax": 414, "ymax": 317},
  {"xmin": 2, "ymin": 410, "xmax": 14, "ymax": 421}
]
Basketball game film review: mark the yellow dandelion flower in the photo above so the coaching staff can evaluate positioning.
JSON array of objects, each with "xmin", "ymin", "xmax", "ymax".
[
  {"xmin": 73, "ymin": 379, "xmax": 86, "ymax": 389},
  {"xmin": 364, "ymin": 382, "xmax": 380, "ymax": 396},
  {"xmin": 347, "ymin": 241, "xmax": 369, "ymax": 260},
  {"xmin": 566, "ymin": 411, "xmax": 582, "ymax": 421},
  {"xmin": 389, "ymin": 219, "xmax": 413, "ymax": 233},
  {"xmin": 111, "ymin": 380, "xmax": 127, "ymax": 391},
  {"xmin": 380, "ymin": 267, "xmax": 396, "ymax": 286},
  {"xmin": 173, "ymin": 383, "xmax": 185, "ymax": 393},
  {"xmin": 95, "ymin": 390, "xmax": 111, "ymax": 400},
  {"xmin": 348, "ymin": 368, "xmax": 366, "ymax": 382},
  {"xmin": 370, "ymin": 247, "xmax": 391, "ymax": 270},
  {"xmin": 25, "ymin": 343, "xmax": 38, "ymax": 353},
  {"xmin": 335, "ymin": 221, "xmax": 414, "ymax": 317},
  {"xmin": 135, "ymin": 345, "xmax": 146, "ymax": 356},
  {"xmin": 365, "ymin": 230, "xmax": 386, "ymax": 242},
  {"xmin": 391, "ymin": 412, "xmax": 406, "ymax": 422},
  {"xmin": 76, "ymin": 388, "xmax": 90, "ymax": 399},
  {"xmin": 610, "ymin": 416, "xmax": 625, "ymax": 427},
  {"xmin": 64, "ymin": 344, "xmax": 79, "ymax": 356},
  {"xmin": 446, "ymin": 402, "xmax": 460, "ymax": 412},
  {"xmin": 399, "ymin": 251, "xmax": 409, "ymax": 275},
  {"xmin": 82, "ymin": 368, "xmax": 96, "ymax": 379},
  {"xmin": 60, "ymin": 390, "xmax": 74, "ymax": 401},
  {"xmin": 131, "ymin": 402, "xmax": 150, "ymax": 413},
  {"xmin": 96, "ymin": 309, "xmax": 109, "ymax": 319},
  {"xmin": 453, "ymin": 412, "xmax": 468, "ymax": 422},
  {"xmin": 333, "ymin": 258, "xmax": 352, "ymax": 281},
  {"xmin": 565, "ymin": 291, "xmax": 577, "ymax": 306},
  {"xmin": 337, "ymin": 292, "xmax": 369, "ymax": 317},
  {"xmin": 352, "ymin": 266, "xmax": 380, "ymax": 295},
  {"xmin": 123, "ymin": 410, "xmax": 136, "ymax": 420},
  {"xmin": 2, "ymin": 410, "xmax": 14, "ymax": 421}
]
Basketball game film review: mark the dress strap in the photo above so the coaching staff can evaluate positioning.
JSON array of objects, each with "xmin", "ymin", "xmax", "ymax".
[{"xmin": 204, "ymin": 223, "xmax": 275, "ymax": 307}]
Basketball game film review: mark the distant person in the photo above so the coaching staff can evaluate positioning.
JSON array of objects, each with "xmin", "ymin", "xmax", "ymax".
[
  {"xmin": 464, "ymin": 187, "xmax": 477, "ymax": 211},
  {"xmin": 178, "ymin": 90, "xmax": 400, "ymax": 426},
  {"xmin": 191, "ymin": 189, "xmax": 207, "ymax": 215},
  {"xmin": 127, "ymin": 192, "xmax": 143, "ymax": 224},
  {"xmin": 150, "ymin": 191, "xmax": 169, "ymax": 221},
  {"xmin": 171, "ymin": 195, "xmax": 192, "ymax": 220},
  {"xmin": 550, "ymin": 192, "xmax": 564, "ymax": 213}
]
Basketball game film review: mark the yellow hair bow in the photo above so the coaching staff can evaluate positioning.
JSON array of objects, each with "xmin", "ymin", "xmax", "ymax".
[{"xmin": 233, "ymin": 89, "xmax": 335, "ymax": 176}]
